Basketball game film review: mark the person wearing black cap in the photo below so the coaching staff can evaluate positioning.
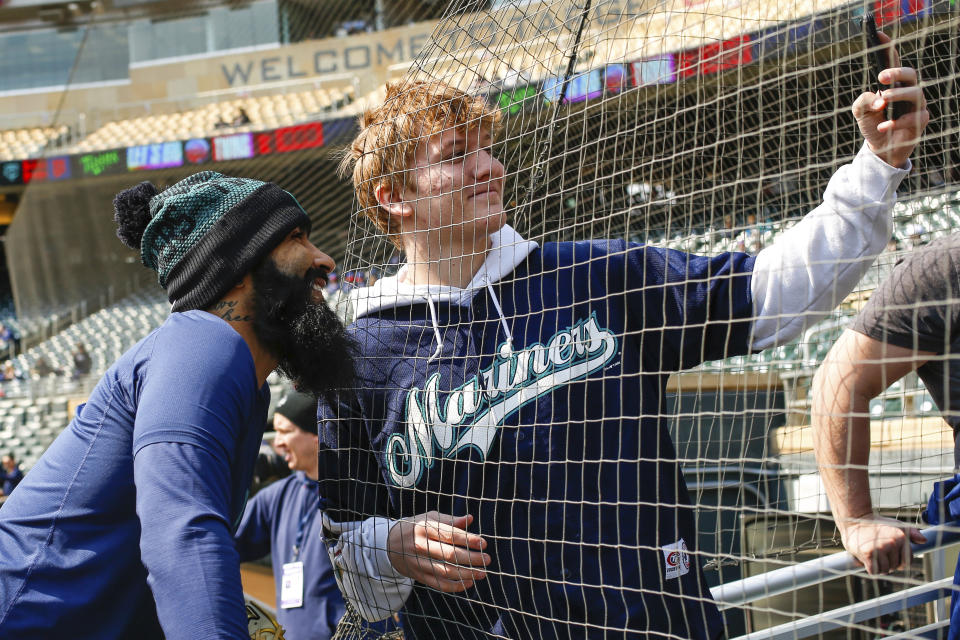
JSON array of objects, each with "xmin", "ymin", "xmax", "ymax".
[
  {"xmin": 0, "ymin": 172, "xmax": 356, "ymax": 639},
  {"xmin": 235, "ymin": 388, "xmax": 346, "ymax": 640}
]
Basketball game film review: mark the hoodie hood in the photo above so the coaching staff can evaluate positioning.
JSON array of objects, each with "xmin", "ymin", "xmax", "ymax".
[{"xmin": 352, "ymin": 224, "xmax": 538, "ymax": 319}]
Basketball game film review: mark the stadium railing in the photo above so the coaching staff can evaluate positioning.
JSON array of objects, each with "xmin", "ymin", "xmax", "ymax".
[{"xmin": 712, "ymin": 524, "xmax": 960, "ymax": 639}]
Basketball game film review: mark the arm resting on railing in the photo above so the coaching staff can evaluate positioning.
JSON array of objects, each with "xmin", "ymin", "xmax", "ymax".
[{"xmin": 710, "ymin": 523, "xmax": 960, "ymax": 609}]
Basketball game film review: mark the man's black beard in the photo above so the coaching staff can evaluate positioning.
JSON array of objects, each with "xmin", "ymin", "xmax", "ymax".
[{"xmin": 250, "ymin": 258, "xmax": 357, "ymax": 407}]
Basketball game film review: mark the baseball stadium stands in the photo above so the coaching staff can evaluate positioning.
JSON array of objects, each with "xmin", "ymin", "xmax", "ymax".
[
  {"xmin": 0, "ymin": 84, "xmax": 363, "ymax": 160},
  {"xmin": 0, "ymin": 395, "xmax": 71, "ymax": 471},
  {"xmin": 0, "ymin": 125, "xmax": 71, "ymax": 162},
  {"xmin": 71, "ymin": 85, "xmax": 358, "ymax": 154},
  {"xmin": 9, "ymin": 288, "xmax": 167, "ymax": 388},
  {"xmin": 649, "ymin": 190, "xmax": 960, "ymax": 258}
]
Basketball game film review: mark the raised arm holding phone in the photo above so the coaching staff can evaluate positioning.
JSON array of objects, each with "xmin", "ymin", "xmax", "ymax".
[{"xmin": 323, "ymin": 27, "xmax": 928, "ymax": 640}]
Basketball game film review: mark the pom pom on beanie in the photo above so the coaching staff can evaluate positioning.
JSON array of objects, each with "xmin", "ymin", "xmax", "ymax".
[{"xmin": 113, "ymin": 181, "xmax": 159, "ymax": 251}]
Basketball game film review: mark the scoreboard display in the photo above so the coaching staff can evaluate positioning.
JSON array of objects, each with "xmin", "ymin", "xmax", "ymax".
[{"xmin": 0, "ymin": 120, "xmax": 329, "ymax": 186}]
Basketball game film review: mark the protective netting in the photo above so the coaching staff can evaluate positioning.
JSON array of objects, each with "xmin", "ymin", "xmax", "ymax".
[
  {"xmin": 322, "ymin": 0, "xmax": 960, "ymax": 638},
  {"xmin": 3, "ymin": 0, "xmax": 960, "ymax": 636}
]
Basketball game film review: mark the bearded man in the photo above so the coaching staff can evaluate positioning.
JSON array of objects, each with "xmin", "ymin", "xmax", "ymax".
[{"xmin": 0, "ymin": 172, "xmax": 355, "ymax": 639}]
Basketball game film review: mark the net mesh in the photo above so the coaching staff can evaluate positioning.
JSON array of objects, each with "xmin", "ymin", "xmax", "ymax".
[
  {"xmin": 325, "ymin": 0, "xmax": 960, "ymax": 638},
  {"xmin": 4, "ymin": 0, "xmax": 960, "ymax": 637}
]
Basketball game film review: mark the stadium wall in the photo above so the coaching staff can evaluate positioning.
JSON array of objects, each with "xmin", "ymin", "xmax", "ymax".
[{"xmin": 0, "ymin": 20, "xmax": 433, "ymax": 129}]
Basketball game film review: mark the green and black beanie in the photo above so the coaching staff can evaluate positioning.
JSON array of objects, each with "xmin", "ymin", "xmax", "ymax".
[{"xmin": 113, "ymin": 171, "xmax": 311, "ymax": 312}]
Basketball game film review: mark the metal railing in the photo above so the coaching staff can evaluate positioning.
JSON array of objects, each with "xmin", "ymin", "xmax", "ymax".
[{"xmin": 711, "ymin": 524, "xmax": 960, "ymax": 640}]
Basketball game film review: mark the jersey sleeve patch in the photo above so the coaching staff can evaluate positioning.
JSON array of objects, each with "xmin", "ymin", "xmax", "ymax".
[{"xmin": 662, "ymin": 538, "xmax": 691, "ymax": 580}]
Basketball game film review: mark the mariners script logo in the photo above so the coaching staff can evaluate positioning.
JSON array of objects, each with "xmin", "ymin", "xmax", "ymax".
[{"xmin": 386, "ymin": 313, "xmax": 619, "ymax": 487}]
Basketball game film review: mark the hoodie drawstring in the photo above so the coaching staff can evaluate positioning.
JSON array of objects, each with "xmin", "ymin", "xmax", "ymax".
[
  {"xmin": 424, "ymin": 277, "xmax": 514, "ymax": 362},
  {"xmin": 425, "ymin": 296, "xmax": 444, "ymax": 362},
  {"xmin": 484, "ymin": 277, "xmax": 514, "ymax": 356}
]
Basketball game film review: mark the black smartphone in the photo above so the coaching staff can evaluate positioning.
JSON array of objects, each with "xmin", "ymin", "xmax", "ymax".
[{"xmin": 863, "ymin": 13, "xmax": 910, "ymax": 121}]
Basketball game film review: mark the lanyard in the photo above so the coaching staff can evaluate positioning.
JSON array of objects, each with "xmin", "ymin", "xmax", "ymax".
[{"xmin": 291, "ymin": 482, "xmax": 318, "ymax": 562}]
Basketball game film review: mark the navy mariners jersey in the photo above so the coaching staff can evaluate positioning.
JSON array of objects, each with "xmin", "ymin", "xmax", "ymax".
[{"xmin": 319, "ymin": 240, "xmax": 755, "ymax": 639}]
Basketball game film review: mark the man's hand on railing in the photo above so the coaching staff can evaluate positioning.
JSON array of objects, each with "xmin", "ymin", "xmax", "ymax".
[{"xmin": 840, "ymin": 514, "xmax": 927, "ymax": 575}]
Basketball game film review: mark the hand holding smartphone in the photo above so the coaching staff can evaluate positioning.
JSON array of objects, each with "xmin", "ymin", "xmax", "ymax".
[{"xmin": 863, "ymin": 13, "xmax": 910, "ymax": 121}]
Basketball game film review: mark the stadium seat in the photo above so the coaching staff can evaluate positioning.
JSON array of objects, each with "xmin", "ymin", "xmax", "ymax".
[
  {"xmin": 0, "ymin": 125, "xmax": 68, "ymax": 160},
  {"xmin": 63, "ymin": 84, "xmax": 359, "ymax": 154}
]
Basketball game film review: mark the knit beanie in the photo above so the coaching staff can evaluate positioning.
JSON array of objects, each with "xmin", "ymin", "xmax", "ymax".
[
  {"xmin": 275, "ymin": 388, "xmax": 319, "ymax": 434},
  {"xmin": 113, "ymin": 171, "xmax": 311, "ymax": 312}
]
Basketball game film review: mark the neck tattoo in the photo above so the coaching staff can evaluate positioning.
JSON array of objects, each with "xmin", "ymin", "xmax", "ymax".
[{"xmin": 212, "ymin": 300, "xmax": 252, "ymax": 322}]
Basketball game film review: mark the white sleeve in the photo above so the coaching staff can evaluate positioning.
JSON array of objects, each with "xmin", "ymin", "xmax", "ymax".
[
  {"xmin": 322, "ymin": 514, "xmax": 414, "ymax": 622},
  {"xmin": 750, "ymin": 143, "xmax": 911, "ymax": 350}
]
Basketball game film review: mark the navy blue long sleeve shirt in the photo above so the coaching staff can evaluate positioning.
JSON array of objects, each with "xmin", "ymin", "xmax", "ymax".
[
  {"xmin": 235, "ymin": 473, "xmax": 346, "ymax": 639},
  {"xmin": 0, "ymin": 311, "xmax": 268, "ymax": 639}
]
